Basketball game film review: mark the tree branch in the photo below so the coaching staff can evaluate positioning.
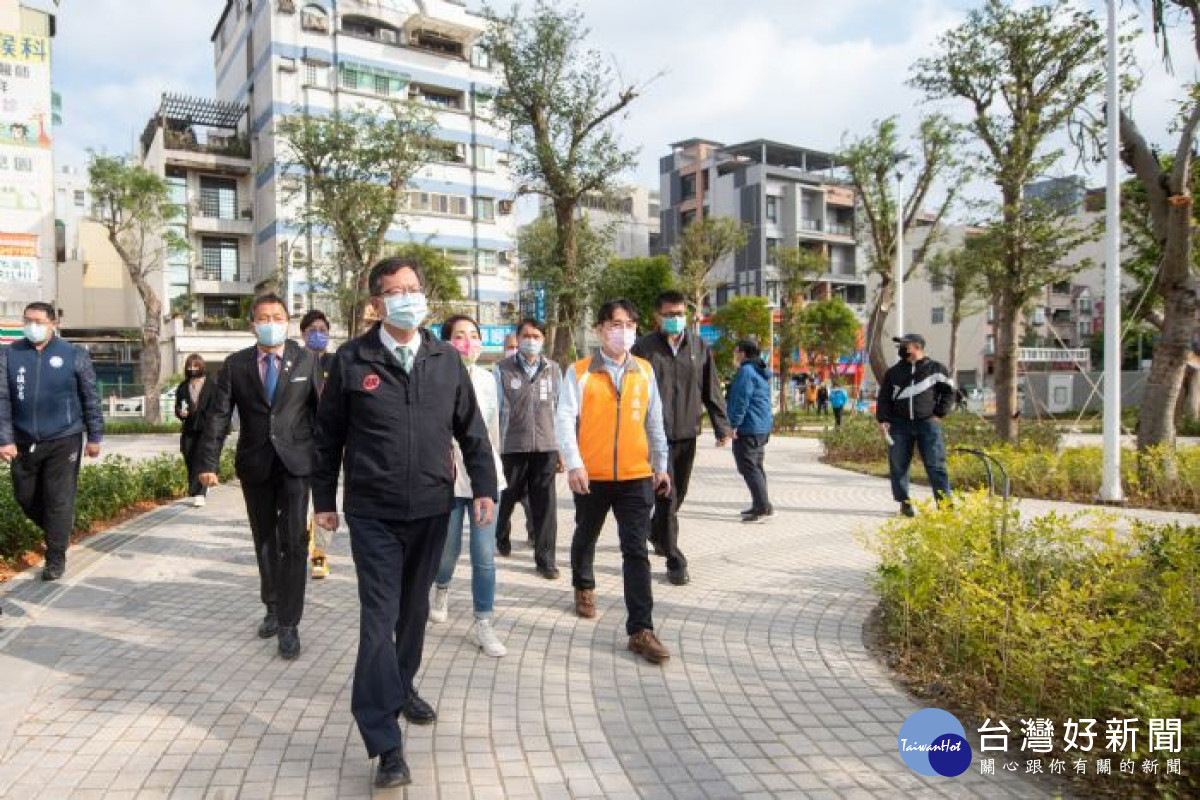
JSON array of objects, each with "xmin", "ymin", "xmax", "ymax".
[{"xmin": 1119, "ymin": 108, "xmax": 1171, "ymax": 240}]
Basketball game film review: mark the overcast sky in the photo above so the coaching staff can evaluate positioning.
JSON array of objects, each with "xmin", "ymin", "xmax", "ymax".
[{"xmin": 44, "ymin": 0, "xmax": 1194, "ymax": 205}]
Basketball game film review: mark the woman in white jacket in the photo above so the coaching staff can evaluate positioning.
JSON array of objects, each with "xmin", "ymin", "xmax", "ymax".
[{"xmin": 430, "ymin": 315, "xmax": 508, "ymax": 657}]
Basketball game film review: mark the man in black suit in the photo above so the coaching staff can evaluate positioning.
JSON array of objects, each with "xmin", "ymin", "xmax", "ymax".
[
  {"xmin": 312, "ymin": 256, "xmax": 497, "ymax": 789},
  {"xmin": 198, "ymin": 293, "xmax": 321, "ymax": 660}
]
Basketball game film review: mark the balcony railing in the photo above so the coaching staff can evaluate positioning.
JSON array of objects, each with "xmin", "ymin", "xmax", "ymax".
[
  {"xmin": 164, "ymin": 130, "xmax": 251, "ymax": 159},
  {"xmin": 827, "ymin": 222, "xmax": 854, "ymax": 236},
  {"xmin": 800, "ymin": 218, "xmax": 823, "ymax": 232}
]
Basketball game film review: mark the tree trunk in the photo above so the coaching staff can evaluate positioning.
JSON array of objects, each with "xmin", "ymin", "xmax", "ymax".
[
  {"xmin": 948, "ymin": 317, "xmax": 960, "ymax": 381},
  {"xmin": 551, "ymin": 201, "xmax": 578, "ymax": 365},
  {"xmin": 993, "ymin": 292, "xmax": 1020, "ymax": 442},
  {"xmin": 140, "ymin": 323, "xmax": 162, "ymax": 423},
  {"xmin": 866, "ymin": 276, "xmax": 894, "ymax": 385},
  {"xmin": 777, "ymin": 301, "xmax": 791, "ymax": 414},
  {"xmin": 1183, "ymin": 362, "xmax": 1200, "ymax": 421}
]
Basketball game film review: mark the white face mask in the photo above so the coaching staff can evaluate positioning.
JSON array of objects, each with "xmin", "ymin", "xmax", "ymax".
[
  {"xmin": 23, "ymin": 322, "xmax": 50, "ymax": 344},
  {"xmin": 519, "ymin": 339, "xmax": 543, "ymax": 358},
  {"xmin": 384, "ymin": 292, "xmax": 427, "ymax": 330},
  {"xmin": 605, "ymin": 327, "xmax": 637, "ymax": 354}
]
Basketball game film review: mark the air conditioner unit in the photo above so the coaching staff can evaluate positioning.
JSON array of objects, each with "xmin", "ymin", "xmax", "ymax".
[
  {"xmin": 498, "ymin": 199, "xmax": 514, "ymax": 215},
  {"xmin": 279, "ymin": 57, "xmax": 297, "ymax": 72}
]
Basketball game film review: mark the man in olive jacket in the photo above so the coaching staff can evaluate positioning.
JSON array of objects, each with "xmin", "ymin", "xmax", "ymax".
[{"xmin": 631, "ymin": 291, "xmax": 732, "ymax": 585}]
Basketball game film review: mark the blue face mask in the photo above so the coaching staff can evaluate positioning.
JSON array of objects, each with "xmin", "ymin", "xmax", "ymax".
[
  {"xmin": 662, "ymin": 316, "xmax": 687, "ymax": 335},
  {"xmin": 305, "ymin": 330, "xmax": 329, "ymax": 351},
  {"xmin": 255, "ymin": 322, "xmax": 289, "ymax": 347},
  {"xmin": 384, "ymin": 292, "xmax": 427, "ymax": 330},
  {"xmin": 23, "ymin": 322, "xmax": 49, "ymax": 344}
]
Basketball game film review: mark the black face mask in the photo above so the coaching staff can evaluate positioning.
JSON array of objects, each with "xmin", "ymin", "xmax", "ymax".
[{"xmin": 186, "ymin": 369, "xmax": 203, "ymax": 377}]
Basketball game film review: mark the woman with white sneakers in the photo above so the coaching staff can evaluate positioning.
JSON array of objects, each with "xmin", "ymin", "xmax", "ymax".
[{"xmin": 429, "ymin": 315, "xmax": 508, "ymax": 657}]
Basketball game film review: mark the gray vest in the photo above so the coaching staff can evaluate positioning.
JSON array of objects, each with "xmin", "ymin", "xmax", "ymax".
[{"xmin": 496, "ymin": 355, "xmax": 560, "ymax": 454}]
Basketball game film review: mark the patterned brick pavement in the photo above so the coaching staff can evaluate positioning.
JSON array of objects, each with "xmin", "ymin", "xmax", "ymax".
[{"xmin": 2, "ymin": 436, "xmax": 1189, "ymax": 799}]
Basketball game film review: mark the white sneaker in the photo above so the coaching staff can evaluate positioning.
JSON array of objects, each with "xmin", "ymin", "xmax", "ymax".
[
  {"xmin": 429, "ymin": 585, "xmax": 449, "ymax": 623},
  {"xmin": 192, "ymin": 495, "xmax": 206, "ymax": 508},
  {"xmin": 470, "ymin": 618, "xmax": 507, "ymax": 658}
]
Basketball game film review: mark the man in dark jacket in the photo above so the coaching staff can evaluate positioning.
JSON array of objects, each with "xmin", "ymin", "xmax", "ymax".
[
  {"xmin": 312, "ymin": 256, "xmax": 498, "ymax": 790},
  {"xmin": 876, "ymin": 333, "xmax": 954, "ymax": 517},
  {"xmin": 0, "ymin": 302, "xmax": 104, "ymax": 580},
  {"xmin": 197, "ymin": 294, "xmax": 322, "ymax": 660},
  {"xmin": 727, "ymin": 341, "xmax": 774, "ymax": 524},
  {"xmin": 631, "ymin": 290, "xmax": 731, "ymax": 585}
]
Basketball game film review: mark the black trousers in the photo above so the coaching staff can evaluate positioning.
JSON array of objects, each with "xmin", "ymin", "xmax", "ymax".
[
  {"xmin": 571, "ymin": 479, "xmax": 655, "ymax": 635},
  {"xmin": 833, "ymin": 406, "xmax": 844, "ymax": 427},
  {"xmin": 180, "ymin": 432, "xmax": 208, "ymax": 498},
  {"xmin": 496, "ymin": 451, "xmax": 558, "ymax": 570},
  {"xmin": 11, "ymin": 434, "xmax": 83, "ymax": 561},
  {"xmin": 347, "ymin": 513, "xmax": 450, "ymax": 758},
  {"xmin": 240, "ymin": 458, "xmax": 310, "ymax": 628},
  {"xmin": 650, "ymin": 438, "xmax": 697, "ymax": 571},
  {"xmin": 733, "ymin": 433, "xmax": 771, "ymax": 513}
]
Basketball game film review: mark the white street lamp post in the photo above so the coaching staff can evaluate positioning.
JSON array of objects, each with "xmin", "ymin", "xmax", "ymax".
[{"xmin": 1099, "ymin": 0, "xmax": 1123, "ymax": 503}]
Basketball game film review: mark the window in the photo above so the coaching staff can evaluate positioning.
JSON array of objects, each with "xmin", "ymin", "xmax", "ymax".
[
  {"xmin": 471, "ymin": 45, "xmax": 491, "ymax": 70},
  {"xmin": 199, "ymin": 176, "xmax": 238, "ymax": 219},
  {"xmin": 680, "ymin": 209, "xmax": 697, "ymax": 229},
  {"xmin": 410, "ymin": 84, "xmax": 463, "ymax": 110},
  {"xmin": 766, "ymin": 237, "xmax": 780, "ymax": 263},
  {"xmin": 680, "ymin": 174, "xmax": 696, "ymax": 201},
  {"xmin": 475, "ymin": 197, "xmax": 495, "ymax": 221},
  {"xmin": 430, "ymin": 140, "xmax": 467, "ymax": 164},
  {"xmin": 473, "ymin": 144, "xmax": 494, "ymax": 171},
  {"xmin": 930, "ymin": 275, "xmax": 944, "ymax": 293},
  {"xmin": 766, "ymin": 196, "xmax": 778, "ymax": 224},
  {"xmin": 1052, "ymin": 280, "xmax": 1071, "ymax": 295},
  {"xmin": 447, "ymin": 249, "xmax": 471, "ymax": 270},
  {"xmin": 303, "ymin": 61, "xmax": 328, "ymax": 88},
  {"xmin": 477, "ymin": 250, "xmax": 497, "ymax": 273},
  {"xmin": 200, "ymin": 238, "xmax": 240, "ymax": 281},
  {"xmin": 341, "ymin": 67, "xmax": 360, "ymax": 90},
  {"xmin": 932, "ymin": 306, "xmax": 945, "ymax": 325},
  {"xmin": 1078, "ymin": 320, "xmax": 1092, "ymax": 340},
  {"xmin": 1032, "ymin": 307, "xmax": 1046, "ymax": 325},
  {"xmin": 342, "ymin": 16, "xmax": 399, "ymax": 44},
  {"xmin": 410, "ymin": 30, "xmax": 465, "ymax": 58},
  {"xmin": 203, "ymin": 296, "xmax": 242, "ymax": 319},
  {"xmin": 472, "ymin": 92, "xmax": 495, "ymax": 119},
  {"xmin": 73, "ymin": 190, "xmax": 85, "ymax": 208},
  {"xmin": 766, "ymin": 281, "xmax": 780, "ymax": 306},
  {"xmin": 1077, "ymin": 295, "xmax": 1092, "ymax": 315},
  {"xmin": 404, "ymin": 191, "xmax": 471, "ymax": 218}
]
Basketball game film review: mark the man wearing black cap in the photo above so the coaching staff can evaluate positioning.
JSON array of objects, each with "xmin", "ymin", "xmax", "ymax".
[{"xmin": 875, "ymin": 333, "xmax": 954, "ymax": 517}]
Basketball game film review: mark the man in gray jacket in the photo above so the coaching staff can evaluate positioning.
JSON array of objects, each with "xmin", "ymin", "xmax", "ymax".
[{"xmin": 494, "ymin": 319, "xmax": 562, "ymax": 579}]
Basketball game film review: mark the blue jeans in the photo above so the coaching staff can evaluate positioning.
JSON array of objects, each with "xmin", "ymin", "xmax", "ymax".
[
  {"xmin": 435, "ymin": 497, "xmax": 497, "ymax": 618},
  {"xmin": 887, "ymin": 418, "xmax": 953, "ymax": 504}
]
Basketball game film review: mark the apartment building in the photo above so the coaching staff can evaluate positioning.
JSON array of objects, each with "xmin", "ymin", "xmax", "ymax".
[
  {"xmin": 0, "ymin": 1, "xmax": 56, "ymax": 329},
  {"xmin": 210, "ymin": 0, "xmax": 519, "ymax": 329},
  {"xmin": 658, "ymin": 138, "xmax": 864, "ymax": 317},
  {"xmin": 541, "ymin": 185, "xmax": 661, "ymax": 260}
]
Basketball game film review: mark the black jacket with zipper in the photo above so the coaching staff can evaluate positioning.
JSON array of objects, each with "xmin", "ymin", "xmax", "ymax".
[
  {"xmin": 631, "ymin": 330, "xmax": 732, "ymax": 442},
  {"xmin": 311, "ymin": 325, "xmax": 498, "ymax": 521},
  {"xmin": 876, "ymin": 357, "xmax": 955, "ymax": 423}
]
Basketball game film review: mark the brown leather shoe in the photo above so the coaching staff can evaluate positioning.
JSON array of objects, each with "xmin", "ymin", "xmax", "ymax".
[
  {"xmin": 628, "ymin": 629, "xmax": 670, "ymax": 664},
  {"xmin": 574, "ymin": 588, "xmax": 596, "ymax": 619}
]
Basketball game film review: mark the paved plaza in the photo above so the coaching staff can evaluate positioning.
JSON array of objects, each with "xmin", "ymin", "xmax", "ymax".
[{"xmin": 0, "ymin": 436, "xmax": 1191, "ymax": 799}]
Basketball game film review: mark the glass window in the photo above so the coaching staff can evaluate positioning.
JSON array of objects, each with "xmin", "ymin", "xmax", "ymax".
[
  {"xmin": 199, "ymin": 176, "xmax": 238, "ymax": 219},
  {"xmin": 471, "ymin": 45, "xmax": 491, "ymax": 70},
  {"xmin": 477, "ymin": 250, "xmax": 496, "ymax": 273},
  {"xmin": 200, "ymin": 238, "xmax": 240, "ymax": 281},
  {"xmin": 932, "ymin": 307, "xmax": 945, "ymax": 325},
  {"xmin": 473, "ymin": 145, "xmax": 494, "ymax": 170},
  {"xmin": 766, "ymin": 196, "xmax": 778, "ymax": 223},
  {"xmin": 203, "ymin": 296, "xmax": 242, "ymax": 319},
  {"xmin": 475, "ymin": 197, "xmax": 495, "ymax": 221},
  {"xmin": 73, "ymin": 190, "xmax": 85, "ymax": 208},
  {"xmin": 341, "ymin": 68, "xmax": 360, "ymax": 90}
]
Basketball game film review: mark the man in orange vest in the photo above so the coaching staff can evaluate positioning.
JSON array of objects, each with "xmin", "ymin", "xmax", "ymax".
[{"xmin": 555, "ymin": 299, "xmax": 672, "ymax": 664}]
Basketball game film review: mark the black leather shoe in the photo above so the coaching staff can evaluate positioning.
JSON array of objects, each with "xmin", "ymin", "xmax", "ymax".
[
  {"xmin": 536, "ymin": 566, "xmax": 560, "ymax": 580},
  {"xmin": 278, "ymin": 626, "xmax": 301, "ymax": 660},
  {"xmin": 403, "ymin": 692, "xmax": 437, "ymax": 725},
  {"xmin": 257, "ymin": 612, "xmax": 279, "ymax": 639},
  {"xmin": 496, "ymin": 537, "xmax": 511, "ymax": 557},
  {"xmin": 667, "ymin": 567, "xmax": 690, "ymax": 586},
  {"xmin": 900, "ymin": 502, "xmax": 916, "ymax": 518},
  {"xmin": 41, "ymin": 561, "xmax": 64, "ymax": 581},
  {"xmin": 374, "ymin": 748, "xmax": 411, "ymax": 788}
]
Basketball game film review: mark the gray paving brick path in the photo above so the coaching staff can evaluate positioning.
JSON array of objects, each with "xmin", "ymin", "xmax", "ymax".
[{"xmin": 1, "ymin": 436, "xmax": 1192, "ymax": 799}]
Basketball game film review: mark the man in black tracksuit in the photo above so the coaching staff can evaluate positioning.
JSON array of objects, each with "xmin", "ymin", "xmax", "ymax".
[
  {"xmin": 632, "ymin": 291, "xmax": 731, "ymax": 585},
  {"xmin": 312, "ymin": 257, "xmax": 497, "ymax": 790},
  {"xmin": 0, "ymin": 302, "xmax": 104, "ymax": 581},
  {"xmin": 876, "ymin": 333, "xmax": 955, "ymax": 517}
]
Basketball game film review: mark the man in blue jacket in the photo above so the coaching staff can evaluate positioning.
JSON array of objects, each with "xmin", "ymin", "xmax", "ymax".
[
  {"xmin": 727, "ymin": 340, "xmax": 774, "ymax": 523},
  {"xmin": 0, "ymin": 302, "xmax": 104, "ymax": 580}
]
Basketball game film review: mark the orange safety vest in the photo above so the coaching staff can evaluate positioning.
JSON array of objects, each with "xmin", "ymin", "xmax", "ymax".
[{"xmin": 571, "ymin": 355, "xmax": 654, "ymax": 482}]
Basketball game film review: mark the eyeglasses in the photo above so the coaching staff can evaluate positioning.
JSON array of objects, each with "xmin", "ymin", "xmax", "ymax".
[{"xmin": 379, "ymin": 286, "xmax": 423, "ymax": 297}]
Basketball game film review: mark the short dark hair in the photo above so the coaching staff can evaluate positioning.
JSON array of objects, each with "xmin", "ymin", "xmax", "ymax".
[
  {"xmin": 24, "ymin": 302, "xmax": 56, "ymax": 321},
  {"xmin": 517, "ymin": 318, "xmax": 545, "ymax": 337},
  {"xmin": 440, "ymin": 314, "xmax": 480, "ymax": 341},
  {"xmin": 251, "ymin": 293, "xmax": 289, "ymax": 317},
  {"xmin": 369, "ymin": 256, "xmax": 425, "ymax": 296},
  {"xmin": 596, "ymin": 298, "xmax": 639, "ymax": 326},
  {"xmin": 299, "ymin": 309, "xmax": 329, "ymax": 332},
  {"xmin": 655, "ymin": 290, "xmax": 687, "ymax": 310},
  {"xmin": 735, "ymin": 340, "xmax": 760, "ymax": 360}
]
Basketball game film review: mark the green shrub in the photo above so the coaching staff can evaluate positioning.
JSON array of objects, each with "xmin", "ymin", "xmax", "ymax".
[
  {"xmin": 870, "ymin": 494, "xmax": 1199, "ymax": 796},
  {"xmin": 104, "ymin": 420, "xmax": 183, "ymax": 435},
  {"xmin": 820, "ymin": 413, "xmax": 1062, "ymax": 463},
  {"xmin": 0, "ymin": 447, "xmax": 238, "ymax": 562}
]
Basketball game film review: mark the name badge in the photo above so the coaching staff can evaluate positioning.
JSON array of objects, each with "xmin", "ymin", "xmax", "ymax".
[{"xmin": 511, "ymin": 378, "xmax": 523, "ymax": 391}]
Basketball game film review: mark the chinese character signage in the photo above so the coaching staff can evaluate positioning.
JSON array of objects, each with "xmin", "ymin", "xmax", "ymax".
[
  {"xmin": 479, "ymin": 325, "xmax": 517, "ymax": 354},
  {"xmin": 0, "ymin": 231, "xmax": 38, "ymax": 283}
]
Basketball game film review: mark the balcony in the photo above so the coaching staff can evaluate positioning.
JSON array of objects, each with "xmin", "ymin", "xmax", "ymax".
[
  {"xmin": 163, "ymin": 130, "xmax": 251, "ymax": 174},
  {"xmin": 799, "ymin": 218, "xmax": 823, "ymax": 233},
  {"xmin": 827, "ymin": 222, "xmax": 854, "ymax": 237},
  {"xmin": 190, "ymin": 204, "xmax": 253, "ymax": 236}
]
